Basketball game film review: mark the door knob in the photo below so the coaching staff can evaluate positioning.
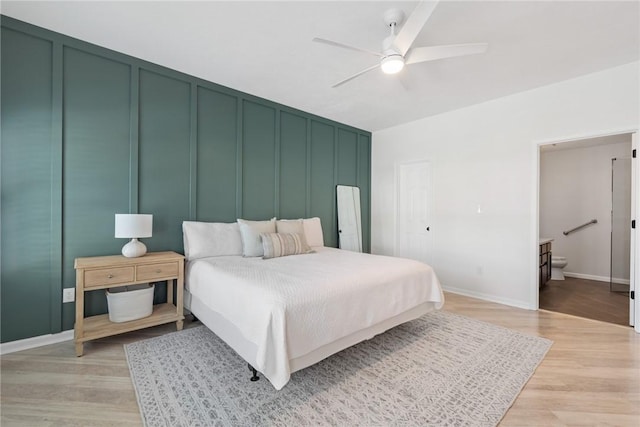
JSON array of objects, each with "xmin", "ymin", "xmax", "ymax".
[{"xmin": 426, "ymin": 227, "xmax": 430, "ymax": 231}]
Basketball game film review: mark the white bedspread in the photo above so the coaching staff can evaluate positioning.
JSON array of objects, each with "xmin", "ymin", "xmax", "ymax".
[{"xmin": 186, "ymin": 247, "xmax": 444, "ymax": 389}]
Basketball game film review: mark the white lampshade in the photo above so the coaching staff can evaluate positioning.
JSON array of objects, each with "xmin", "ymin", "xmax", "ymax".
[
  {"xmin": 115, "ymin": 214, "xmax": 153, "ymax": 257},
  {"xmin": 381, "ymin": 55, "xmax": 405, "ymax": 74},
  {"xmin": 115, "ymin": 214, "xmax": 153, "ymax": 238}
]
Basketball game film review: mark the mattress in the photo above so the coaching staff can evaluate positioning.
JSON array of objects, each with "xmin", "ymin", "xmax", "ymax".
[{"xmin": 186, "ymin": 247, "xmax": 444, "ymax": 389}]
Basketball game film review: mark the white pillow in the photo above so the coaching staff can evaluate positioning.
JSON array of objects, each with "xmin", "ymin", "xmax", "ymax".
[
  {"xmin": 237, "ymin": 218, "xmax": 276, "ymax": 257},
  {"xmin": 303, "ymin": 217, "xmax": 324, "ymax": 247},
  {"xmin": 182, "ymin": 221, "xmax": 243, "ymax": 260},
  {"xmin": 276, "ymin": 219, "xmax": 304, "ymax": 234},
  {"xmin": 275, "ymin": 219, "xmax": 306, "ymax": 243}
]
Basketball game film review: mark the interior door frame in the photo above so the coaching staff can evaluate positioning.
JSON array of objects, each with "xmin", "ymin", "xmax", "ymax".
[{"xmin": 532, "ymin": 128, "xmax": 639, "ymax": 333}]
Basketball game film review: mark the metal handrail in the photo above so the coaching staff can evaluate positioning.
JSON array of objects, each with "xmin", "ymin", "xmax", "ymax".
[{"xmin": 563, "ymin": 219, "xmax": 597, "ymax": 236}]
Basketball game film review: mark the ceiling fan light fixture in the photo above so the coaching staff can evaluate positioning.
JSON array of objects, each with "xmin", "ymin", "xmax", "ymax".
[
  {"xmin": 314, "ymin": 1, "xmax": 488, "ymax": 88},
  {"xmin": 381, "ymin": 54, "xmax": 405, "ymax": 74}
]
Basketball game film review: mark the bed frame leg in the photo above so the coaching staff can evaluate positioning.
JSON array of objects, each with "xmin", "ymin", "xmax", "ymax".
[{"xmin": 248, "ymin": 363, "xmax": 260, "ymax": 382}]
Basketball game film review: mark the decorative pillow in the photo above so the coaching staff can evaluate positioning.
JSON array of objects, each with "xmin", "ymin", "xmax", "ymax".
[
  {"xmin": 303, "ymin": 217, "xmax": 324, "ymax": 247},
  {"xmin": 237, "ymin": 218, "xmax": 276, "ymax": 257},
  {"xmin": 182, "ymin": 221, "xmax": 243, "ymax": 260},
  {"xmin": 276, "ymin": 219, "xmax": 303, "ymax": 234},
  {"xmin": 261, "ymin": 233, "xmax": 312, "ymax": 259},
  {"xmin": 276, "ymin": 219, "xmax": 311, "ymax": 247}
]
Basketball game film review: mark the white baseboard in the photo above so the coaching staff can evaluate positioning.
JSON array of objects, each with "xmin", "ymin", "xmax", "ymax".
[
  {"xmin": 0, "ymin": 330, "xmax": 73, "ymax": 355},
  {"xmin": 563, "ymin": 272, "xmax": 630, "ymax": 285},
  {"xmin": 443, "ymin": 286, "xmax": 535, "ymax": 310}
]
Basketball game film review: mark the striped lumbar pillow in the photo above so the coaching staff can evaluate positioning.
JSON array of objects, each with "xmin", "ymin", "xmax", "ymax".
[{"xmin": 260, "ymin": 233, "xmax": 312, "ymax": 259}]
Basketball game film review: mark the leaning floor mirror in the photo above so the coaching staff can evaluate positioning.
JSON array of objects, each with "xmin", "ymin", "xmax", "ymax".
[{"xmin": 337, "ymin": 185, "xmax": 363, "ymax": 252}]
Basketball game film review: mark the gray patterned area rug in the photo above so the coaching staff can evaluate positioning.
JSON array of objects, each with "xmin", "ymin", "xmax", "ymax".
[{"xmin": 125, "ymin": 311, "xmax": 552, "ymax": 427}]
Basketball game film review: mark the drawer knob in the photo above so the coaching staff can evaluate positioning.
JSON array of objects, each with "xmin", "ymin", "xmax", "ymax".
[{"xmin": 107, "ymin": 274, "xmax": 114, "ymax": 279}]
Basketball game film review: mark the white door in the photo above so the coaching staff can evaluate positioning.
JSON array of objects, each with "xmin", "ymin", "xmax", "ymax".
[
  {"xmin": 337, "ymin": 185, "xmax": 363, "ymax": 252},
  {"xmin": 396, "ymin": 161, "xmax": 432, "ymax": 264}
]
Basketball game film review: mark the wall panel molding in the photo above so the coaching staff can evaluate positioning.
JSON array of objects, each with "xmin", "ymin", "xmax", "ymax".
[
  {"xmin": 50, "ymin": 40, "xmax": 63, "ymax": 333},
  {"xmin": 189, "ymin": 83, "xmax": 198, "ymax": 220},
  {"xmin": 129, "ymin": 65, "xmax": 140, "ymax": 213}
]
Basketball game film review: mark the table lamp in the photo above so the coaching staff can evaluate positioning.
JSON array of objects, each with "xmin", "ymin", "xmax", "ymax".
[{"xmin": 115, "ymin": 214, "xmax": 153, "ymax": 257}]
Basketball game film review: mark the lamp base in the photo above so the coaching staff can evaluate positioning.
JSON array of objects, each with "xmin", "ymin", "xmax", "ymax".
[{"xmin": 122, "ymin": 238, "xmax": 147, "ymax": 258}]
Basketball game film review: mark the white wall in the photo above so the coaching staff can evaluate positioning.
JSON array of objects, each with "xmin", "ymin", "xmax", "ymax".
[
  {"xmin": 372, "ymin": 61, "xmax": 639, "ymax": 309},
  {"xmin": 540, "ymin": 140, "xmax": 632, "ymax": 283}
]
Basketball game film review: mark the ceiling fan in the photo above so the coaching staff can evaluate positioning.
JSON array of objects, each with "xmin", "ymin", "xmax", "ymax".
[{"xmin": 313, "ymin": 0, "xmax": 488, "ymax": 88}]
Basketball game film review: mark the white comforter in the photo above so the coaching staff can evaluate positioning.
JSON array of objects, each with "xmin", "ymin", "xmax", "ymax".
[{"xmin": 186, "ymin": 247, "xmax": 444, "ymax": 389}]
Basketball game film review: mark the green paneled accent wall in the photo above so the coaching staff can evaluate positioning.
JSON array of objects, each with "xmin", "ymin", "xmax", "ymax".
[
  {"xmin": 338, "ymin": 129, "xmax": 358, "ymax": 186},
  {"xmin": 196, "ymin": 88, "xmax": 238, "ymax": 222},
  {"xmin": 1, "ymin": 27, "xmax": 54, "ymax": 341},
  {"xmin": 279, "ymin": 112, "xmax": 308, "ymax": 219},
  {"xmin": 62, "ymin": 47, "xmax": 132, "ymax": 317},
  {"xmin": 242, "ymin": 100, "xmax": 277, "ymax": 220},
  {"xmin": 138, "ymin": 70, "xmax": 192, "ymax": 253},
  {"xmin": 0, "ymin": 16, "xmax": 371, "ymax": 343},
  {"xmin": 310, "ymin": 121, "xmax": 337, "ymax": 248}
]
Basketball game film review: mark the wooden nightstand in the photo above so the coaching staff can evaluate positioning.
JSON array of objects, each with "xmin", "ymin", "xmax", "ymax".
[{"xmin": 74, "ymin": 251, "xmax": 185, "ymax": 356}]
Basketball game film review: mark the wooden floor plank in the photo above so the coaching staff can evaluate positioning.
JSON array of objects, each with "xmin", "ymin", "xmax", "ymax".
[{"xmin": 1, "ymin": 292, "xmax": 639, "ymax": 426}]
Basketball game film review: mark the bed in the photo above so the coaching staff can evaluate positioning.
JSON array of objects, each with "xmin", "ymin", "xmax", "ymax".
[{"xmin": 182, "ymin": 218, "xmax": 444, "ymax": 390}]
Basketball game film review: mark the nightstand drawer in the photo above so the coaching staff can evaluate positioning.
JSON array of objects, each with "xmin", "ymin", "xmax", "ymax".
[
  {"xmin": 136, "ymin": 262, "xmax": 179, "ymax": 281},
  {"xmin": 84, "ymin": 267, "xmax": 135, "ymax": 288}
]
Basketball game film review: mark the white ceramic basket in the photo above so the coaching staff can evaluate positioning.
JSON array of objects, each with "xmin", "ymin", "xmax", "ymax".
[{"xmin": 106, "ymin": 283, "xmax": 154, "ymax": 323}]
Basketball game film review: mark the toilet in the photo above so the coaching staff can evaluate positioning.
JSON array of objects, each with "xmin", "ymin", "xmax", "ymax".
[{"xmin": 551, "ymin": 256, "xmax": 568, "ymax": 280}]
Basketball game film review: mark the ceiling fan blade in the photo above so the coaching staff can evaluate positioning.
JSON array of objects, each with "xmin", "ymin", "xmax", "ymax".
[
  {"xmin": 392, "ymin": 0, "xmax": 439, "ymax": 55},
  {"xmin": 405, "ymin": 43, "xmax": 489, "ymax": 65},
  {"xmin": 312, "ymin": 37, "xmax": 383, "ymax": 58},
  {"xmin": 332, "ymin": 64, "xmax": 380, "ymax": 88}
]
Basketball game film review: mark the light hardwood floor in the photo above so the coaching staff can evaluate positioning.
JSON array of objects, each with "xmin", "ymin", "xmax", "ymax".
[{"xmin": 1, "ymin": 292, "xmax": 639, "ymax": 426}]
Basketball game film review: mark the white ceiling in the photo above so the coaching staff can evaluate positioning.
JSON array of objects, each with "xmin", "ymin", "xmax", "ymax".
[{"xmin": 2, "ymin": 1, "xmax": 638, "ymax": 132}]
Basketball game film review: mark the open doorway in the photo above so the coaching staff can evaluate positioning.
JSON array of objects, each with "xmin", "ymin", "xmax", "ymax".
[{"xmin": 537, "ymin": 133, "xmax": 634, "ymax": 326}]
